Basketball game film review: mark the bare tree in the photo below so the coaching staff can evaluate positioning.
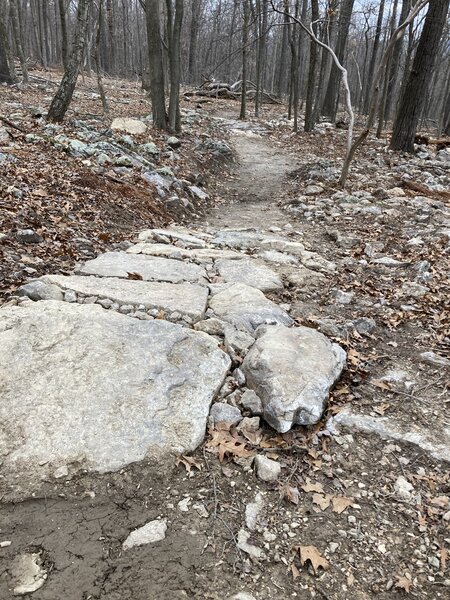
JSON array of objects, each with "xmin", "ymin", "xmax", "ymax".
[
  {"xmin": 0, "ymin": 19, "xmax": 13, "ymax": 84},
  {"xmin": 47, "ymin": 0, "xmax": 91, "ymax": 122},
  {"xmin": 166, "ymin": 0, "xmax": 184, "ymax": 132},
  {"xmin": 391, "ymin": 0, "xmax": 449, "ymax": 152},
  {"xmin": 146, "ymin": 0, "xmax": 168, "ymax": 129}
]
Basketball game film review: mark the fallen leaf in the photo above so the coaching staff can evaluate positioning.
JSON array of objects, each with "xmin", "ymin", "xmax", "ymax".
[
  {"xmin": 372, "ymin": 379, "xmax": 392, "ymax": 390},
  {"xmin": 395, "ymin": 575, "xmax": 412, "ymax": 593},
  {"xmin": 175, "ymin": 455, "xmax": 203, "ymax": 473},
  {"xmin": 302, "ymin": 478, "xmax": 324, "ymax": 494},
  {"xmin": 347, "ymin": 571, "xmax": 355, "ymax": 586},
  {"xmin": 332, "ymin": 496, "xmax": 354, "ymax": 514},
  {"xmin": 127, "ymin": 271, "xmax": 143, "ymax": 280},
  {"xmin": 312, "ymin": 493, "xmax": 332, "ymax": 511},
  {"xmin": 298, "ymin": 545, "xmax": 329, "ymax": 573},
  {"xmin": 206, "ymin": 428, "xmax": 255, "ymax": 462},
  {"xmin": 290, "ymin": 563, "xmax": 300, "ymax": 580},
  {"xmin": 374, "ymin": 402, "xmax": 390, "ymax": 415},
  {"xmin": 284, "ymin": 485, "xmax": 300, "ymax": 505},
  {"xmin": 440, "ymin": 547, "xmax": 448, "ymax": 571}
]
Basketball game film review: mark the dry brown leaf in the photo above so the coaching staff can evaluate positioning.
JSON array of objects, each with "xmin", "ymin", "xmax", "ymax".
[
  {"xmin": 290, "ymin": 563, "xmax": 300, "ymax": 580},
  {"xmin": 372, "ymin": 379, "xmax": 392, "ymax": 390},
  {"xmin": 175, "ymin": 455, "xmax": 203, "ymax": 473},
  {"xmin": 284, "ymin": 485, "xmax": 300, "ymax": 505},
  {"xmin": 302, "ymin": 478, "xmax": 325, "ymax": 494},
  {"xmin": 347, "ymin": 571, "xmax": 355, "ymax": 586},
  {"xmin": 127, "ymin": 271, "xmax": 143, "ymax": 280},
  {"xmin": 440, "ymin": 547, "xmax": 448, "ymax": 571},
  {"xmin": 332, "ymin": 496, "xmax": 354, "ymax": 514},
  {"xmin": 374, "ymin": 402, "xmax": 390, "ymax": 415},
  {"xmin": 430, "ymin": 495, "xmax": 449, "ymax": 508},
  {"xmin": 395, "ymin": 575, "xmax": 412, "ymax": 593},
  {"xmin": 299, "ymin": 545, "xmax": 329, "ymax": 573},
  {"xmin": 312, "ymin": 493, "xmax": 332, "ymax": 511},
  {"xmin": 206, "ymin": 428, "xmax": 255, "ymax": 462}
]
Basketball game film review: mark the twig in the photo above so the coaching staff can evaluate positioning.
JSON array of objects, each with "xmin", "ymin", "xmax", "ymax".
[{"xmin": 0, "ymin": 115, "xmax": 27, "ymax": 133}]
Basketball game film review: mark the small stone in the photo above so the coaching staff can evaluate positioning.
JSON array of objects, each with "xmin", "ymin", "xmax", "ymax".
[
  {"xmin": 240, "ymin": 390, "xmax": 263, "ymax": 416},
  {"xmin": 12, "ymin": 553, "xmax": 47, "ymax": 595},
  {"xmin": 53, "ymin": 465, "xmax": 69, "ymax": 479},
  {"xmin": 329, "ymin": 542, "xmax": 339, "ymax": 553},
  {"xmin": 122, "ymin": 519, "xmax": 167, "ymax": 550},
  {"xmin": 210, "ymin": 402, "xmax": 242, "ymax": 426},
  {"xmin": 245, "ymin": 492, "xmax": 265, "ymax": 531},
  {"xmin": 237, "ymin": 529, "xmax": 265, "ymax": 560},
  {"xmin": 16, "ymin": 280, "xmax": 63, "ymax": 302},
  {"xmin": 332, "ymin": 289, "xmax": 354, "ymax": 304},
  {"xmin": 16, "ymin": 229, "xmax": 43, "ymax": 244},
  {"xmin": 233, "ymin": 368, "xmax": 246, "ymax": 386},
  {"xmin": 254, "ymin": 455, "xmax": 281, "ymax": 482},
  {"xmin": 178, "ymin": 497, "xmax": 191, "ymax": 512},
  {"xmin": 227, "ymin": 593, "xmax": 257, "ymax": 600},
  {"xmin": 420, "ymin": 351, "xmax": 450, "ymax": 368},
  {"xmin": 394, "ymin": 475, "xmax": 414, "ymax": 502},
  {"xmin": 236, "ymin": 417, "xmax": 260, "ymax": 434},
  {"xmin": 305, "ymin": 184, "xmax": 323, "ymax": 195},
  {"xmin": 194, "ymin": 318, "xmax": 225, "ymax": 336},
  {"xmin": 64, "ymin": 290, "xmax": 77, "ymax": 303},
  {"xmin": 167, "ymin": 136, "xmax": 181, "ymax": 149}
]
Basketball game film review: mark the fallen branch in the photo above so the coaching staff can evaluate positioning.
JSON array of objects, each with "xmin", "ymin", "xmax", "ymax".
[{"xmin": 0, "ymin": 115, "xmax": 27, "ymax": 133}]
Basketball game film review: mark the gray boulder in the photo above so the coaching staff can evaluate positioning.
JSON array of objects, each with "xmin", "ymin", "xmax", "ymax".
[
  {"xmin": 0, "ymin": 301, "xmax": 230, "ymax": 499},
  {"xmin": 242, "ymin": 325, "xmax": 346, "ymax": 432},
  {"xmin": 78, "ymin": 252, "xmax": 207, "ymax": 284},
  {"xmin": 215, "ymin": 258, "xmax": 283, "ymax": 292},
  {"xmin": 209, "ymin": 283, "xmax": 293, "ymax": 333}
]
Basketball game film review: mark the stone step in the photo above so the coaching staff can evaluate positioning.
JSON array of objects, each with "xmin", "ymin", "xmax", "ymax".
[{"xmin": 0, "ymin": 301, "xmax": 231, "ymax": 500}]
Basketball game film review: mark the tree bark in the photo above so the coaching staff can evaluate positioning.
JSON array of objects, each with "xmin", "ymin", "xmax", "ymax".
[
  {"xmin": 146, "ymin": 0, "xmax": 168, "ymax": 129},
  {"xmin": 167, "ymin": 0, "xmax": 184, "ymax": 133},
  {"xmin": 10, "ymin": 0, "xmax": 28, "ymax": 82},
  {"xmin": 47, "ymin": 0, "xmax": 91, "ymax": 122},
  {"xmin": 322, "ymin": 0, "xmax": 355, "ymax": 120},
  {"xmin": 304, "ymin": 0, "xmax": 319, "ymax": 131},
  {"xmin": 240, "ymin": 0, "xmax": 250, "ymax": 120},
  {"xmin": 188, "ymin": 0, "xmax": 201, "ymax": 83},
  {"xmin": 58, "ymin": 0, "xmax": 69, "ymax": 69},
  {"xmin": 363, "ymin": 0, "xmax": 386, "ymax": 113},
  {"xmin": 391, "ymin": 0, "xmax": 449, "ymax": 152},
  {"xmin": 0, "ymin": 19, "xmax": 13, "ymax": 84}
]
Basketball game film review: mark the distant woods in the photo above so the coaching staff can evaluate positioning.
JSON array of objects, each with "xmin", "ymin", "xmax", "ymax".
[{"xmin": 0, "ymin": 0, "xmax": 449, "ymax": 144}]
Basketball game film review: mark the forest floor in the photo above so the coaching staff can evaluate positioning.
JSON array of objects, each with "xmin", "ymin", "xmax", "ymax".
[{"xmin": 0, "ymin": 75, "xmax": 449, "ymax": 600}]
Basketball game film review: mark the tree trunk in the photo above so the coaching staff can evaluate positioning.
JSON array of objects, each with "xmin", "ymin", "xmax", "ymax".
[
  {"xmin": 146, "ymin": 0, "xmax": 168, "ymax": 129},
  {"xmin": 322, "ymin": 0, "xmax": 355, "ymax": 120},
  {"xmin": 0, "ymin": 19, "xmax": 13, "ymax": 84},
  {"xmin": 189, "ymin": 0, "xmax": 201, "ymax": 83},
  {"xmin": 47, "ymin": 0, "xmax": 91, "ymax": 122},
  {"xmin": 167, "ymin": 0, "xmax": 184, "ymax": 133},
  {"xmin": 304, "ymin": 0, "xmax": 319, "ymax": 131},
  {"xmin": 240, "ymin": 0, "xmax": 250, "ymax": 120},
  {"xmin": 312, "ymin": 0, "xmax": 338, "ymax": 124},
  {"xmin": 10, "ymin": 0, "xmax": 28, "ymax": 82},
  {"xmin": 58, "ymin": 0, "xmax": 69, "ymax": 69},
  {"xmin": 95, "ymin": 0, "xmax": 109, "ymax": 117},
  {"xmin": 390, "ymin": 0, "xmax": 449, "ymax": 152},
  {"xmin": 363, "ymin": 0, "xmax": 385, "ymax": 113}
]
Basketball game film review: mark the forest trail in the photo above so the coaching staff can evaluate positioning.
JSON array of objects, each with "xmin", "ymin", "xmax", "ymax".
[
  {"xmin": 206, "ymin": 120, "xmax": 296, "ymax": 231},
  {"xmin": 0, "ymin": 110, "xmax": 449, "ymax": 600}
]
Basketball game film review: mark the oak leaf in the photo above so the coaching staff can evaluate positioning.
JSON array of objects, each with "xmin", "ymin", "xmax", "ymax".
[
  {"xmin": 332, "ymin": 496, "xmax": 354, "ymax": 514},
  {"xmin": 298, "ymin": 545, "xmax": 329, "ymax": 573}
]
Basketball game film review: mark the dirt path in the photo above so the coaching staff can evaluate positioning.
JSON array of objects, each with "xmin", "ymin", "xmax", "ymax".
[
  {"xmin": 1, "ymin": 119, "xmax": 449, "ymax": 600},
  {"xmin": 206, "ymin": 124, "xmax": 296, "ymax": 231}
]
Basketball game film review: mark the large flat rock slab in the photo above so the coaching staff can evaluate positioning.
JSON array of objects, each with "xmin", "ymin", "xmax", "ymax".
[
  {"xmin": 78, "ymin": 252, "xmax": 207, "ymax": 284},
  {"xmin": 216, "ymin": 258, "xmax": 283, "ymax": 292},
  {"xmin": 209, "ymin": 283, "xmax": 293, "ymax": 333},
  {"xmin": 40, "ymin": 274, "xmax": 208, "ymax": 322},
  {"xmin": 127, "ymin": 242, "xmax": 245, "ymax": 262},
  {"xmin": 0, "ymin": 301, "xmax": 231, "ymax": 499},
  {"xmin": 330, "ymin": 409, "xmax": 450, "ymax": 464},
  {"xmin": 242, "ymin": 325, "xmax": 346, "ymax": 432},
  {"xmin": 138, "ymin": 228, "xmax": 208, "ymax": 248}
]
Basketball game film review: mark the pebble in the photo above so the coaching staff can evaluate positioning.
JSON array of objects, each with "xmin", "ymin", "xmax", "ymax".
[
  {"xmin": 254, "ymin": 455, "xmax": 281, "ymax": 482},
  {"xmin": 122, "ymin": 519, "xmax": 167, "ymax": 549}
]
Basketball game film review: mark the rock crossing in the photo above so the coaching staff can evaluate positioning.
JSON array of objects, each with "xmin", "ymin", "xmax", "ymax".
[{"xmin": 0, "ymin": 225, "xmax": 346, "ymax": 500}]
